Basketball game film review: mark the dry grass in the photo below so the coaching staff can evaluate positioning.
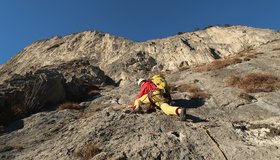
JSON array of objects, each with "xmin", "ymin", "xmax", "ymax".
[
  {"xmin": 192, "ymin": 51, "xmax": 263, "ymax": 72},
  {"xmin": 224, "ymin": 73, "xmax": 280, "ymax": 93},
  {"xmin": 58, "ymin": 102, "xmax": 82, "ymax": 110},
  {"xmin": 193, "ymin": 58, "xmax": 242, "ymax": 72},
  {"xmin": 74, "ymin": 142, "xmax": 101, "ymax": 160},
  {"xmin": 172, "ymin": 83, "xmax": 211, "ymax": 99},
  {"xmin": 242, "ymin": 52, "xmax": 263, "ymax": 61}
]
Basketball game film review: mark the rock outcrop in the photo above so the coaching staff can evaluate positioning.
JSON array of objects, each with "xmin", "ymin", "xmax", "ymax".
[
  {"xmin": 0, "ymin": 59, "xmax": 113, "ymax": 125},
  {"xmin": 0, "ymin": 26, "xmax": 280, "ymax": 160},
  {"xmin": 0, "ymin": 69, "xmax": 66, "ymax": 125}
]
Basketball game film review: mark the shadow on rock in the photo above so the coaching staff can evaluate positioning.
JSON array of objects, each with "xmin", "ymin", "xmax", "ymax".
[
  {"xmin": 172, "ymin": 98, "xmax": 205, "ymax": 108},
  {"xmin": 3, "ymin": 119, "xmax": 24, "ymax": 134},
  {"xmin": 172, "ymin": 98, "xmax": 207, "ymax": 123},
  {"xmin": 186, "ymin": 114, "xmax": 208, "ymax": 123}
]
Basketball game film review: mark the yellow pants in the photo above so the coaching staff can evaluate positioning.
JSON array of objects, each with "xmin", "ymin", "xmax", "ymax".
[{"xmin": 134, "ymin": 90, "xmax": 179, "ymax": 116}]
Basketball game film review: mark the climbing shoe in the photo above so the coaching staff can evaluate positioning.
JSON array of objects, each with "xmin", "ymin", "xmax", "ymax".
[{"xmin": 180, "ymin": 107, "xmax": 187, "ymax": 121}]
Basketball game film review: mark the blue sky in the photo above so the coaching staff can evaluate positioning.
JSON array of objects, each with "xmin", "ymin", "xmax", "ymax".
[{"xmin": 0, "ymin": 0, "xmax": 279, "ymax": 64}]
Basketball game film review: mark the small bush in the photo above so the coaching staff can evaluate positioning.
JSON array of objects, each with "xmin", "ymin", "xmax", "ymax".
[
  {"xmin": 74, "ymin": 143, "xmax": 101, "ymax": 160},
  {"xmin": 58, "ymin": 102, "xmax": 82, "ymax": 110},
  {"xmin": 193, "ymin": 58, "xmax": 242, "ymax": 72},
  {"xmin": 172, "ymin": 83, "xmax": 210, "ymax": 99},
  {"xmin": 224, "ymin": 73, "xmax": 280, "ymax": 93},
  {"xmin": 225, "ymin": 75, "xmax": 240, "ymax": 86}
]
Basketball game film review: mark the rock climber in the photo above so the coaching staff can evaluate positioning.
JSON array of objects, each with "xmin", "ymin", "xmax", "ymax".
[{"xmin": 132, "ymin": 74, "xmax": 187, "ymax": 121}]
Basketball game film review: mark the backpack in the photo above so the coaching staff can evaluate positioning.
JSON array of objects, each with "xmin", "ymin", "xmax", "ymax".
[{"xmin": 150, "ymin": 74, "xmax": 170, "ymax": 96}]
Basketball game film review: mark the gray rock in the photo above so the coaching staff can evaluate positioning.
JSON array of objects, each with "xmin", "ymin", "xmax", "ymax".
[{"xmin": 0, "ymin": 26, "xmax": 280, "ymax": 160}]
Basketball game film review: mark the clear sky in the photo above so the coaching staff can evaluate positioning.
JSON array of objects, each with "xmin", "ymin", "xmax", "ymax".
[{"xmin": 0, "ymin": 0, "xmax": 279, "ymax": 64}]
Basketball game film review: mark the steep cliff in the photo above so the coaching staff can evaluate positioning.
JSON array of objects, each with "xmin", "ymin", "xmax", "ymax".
[{"xmin": 0, "ymin": 26, "xmax": 280, "ymax": 160}]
